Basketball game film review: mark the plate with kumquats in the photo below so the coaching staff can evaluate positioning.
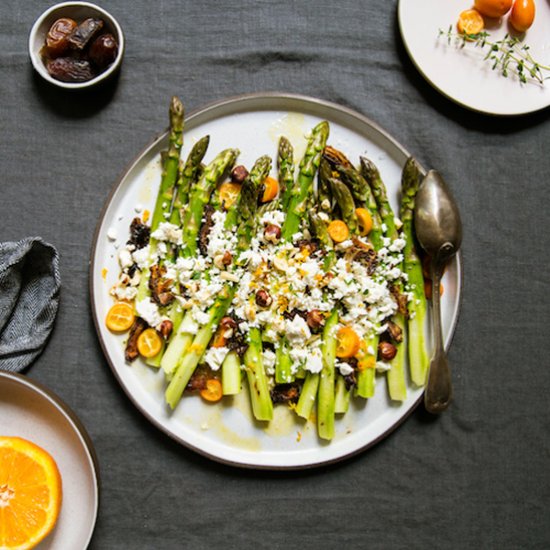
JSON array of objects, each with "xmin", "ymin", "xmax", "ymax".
[
  {"xmin": 398, "ymin": 0, "xmax": 550, "ymax": 115},
  {"xmin": 91, "ymin": 93, "xmax": 462, "ymax": 469},
  {"xmin": 0, "ymin": 371, "xmax": 99, "ymax": 549}
]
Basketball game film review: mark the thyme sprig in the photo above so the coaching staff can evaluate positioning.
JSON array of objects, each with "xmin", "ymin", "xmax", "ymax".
[{"xmin": 439, "ymin": 26, "xmax": 550, "ymax": 86}]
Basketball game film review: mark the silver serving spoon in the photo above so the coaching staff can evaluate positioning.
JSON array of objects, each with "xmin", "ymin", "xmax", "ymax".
[{"xmin": 414, "ymin": 170, "xmax": 462, "ymax": 414}]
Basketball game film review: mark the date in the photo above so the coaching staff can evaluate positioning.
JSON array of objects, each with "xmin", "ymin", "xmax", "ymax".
[{"xmin": 46, "ymin": 58, "xmax": 96, "ymax": 82}]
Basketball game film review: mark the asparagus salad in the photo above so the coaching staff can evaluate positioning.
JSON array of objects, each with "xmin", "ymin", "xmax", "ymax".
[{"xmin": 104, "ymin": 97, "xmax": 431, "ymax": 441}]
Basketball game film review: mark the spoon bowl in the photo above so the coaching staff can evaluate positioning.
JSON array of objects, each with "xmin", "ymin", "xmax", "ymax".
[{"xmin": 414, "ymin": 169, "xmax": 462, "ymax": 413}]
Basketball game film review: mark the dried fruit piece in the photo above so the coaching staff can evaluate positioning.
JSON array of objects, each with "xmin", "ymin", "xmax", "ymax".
[
  {"xmin": 46, "ymin": 57, "xmax": 96, "ymax": 82},
  {"xmin": 44, "ymin": 17, "xmax": 77, "ymax": 57},
  {"xmin": 67, "ymin": 17, "xmax": 104, "ymax": 50},
  {"xmin": 106, "ymin": 302, "xmax": 135, "ymax": 332},
  {"xmin": 89, "ymin": 33, "xmax": 119, "ymax": 69}
]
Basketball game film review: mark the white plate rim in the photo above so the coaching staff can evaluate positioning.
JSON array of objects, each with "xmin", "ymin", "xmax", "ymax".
[
  {"xmin": 397, "ymin": 0, "xmax": 550, "ymax": 116},
  {"xmin": 0, "ymin": 370, "xmax": 100, "ymax": 547},
  {"xmin": 89, "ymin": 92, "xmax": 463, "ymax": 470}
]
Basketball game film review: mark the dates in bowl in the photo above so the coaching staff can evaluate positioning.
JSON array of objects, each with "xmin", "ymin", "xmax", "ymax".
[
  {"xmin": 43, "ymin": 17, "xmax": 118, "ymax": 83},
  {"xmin": 29, "ymin": 2, "xmax": 124, "ymax": 89}
]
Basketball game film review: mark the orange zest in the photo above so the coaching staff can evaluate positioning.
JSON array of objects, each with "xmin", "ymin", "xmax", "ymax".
[
  {"xmin": 105, "ymin": 302, "xmax": 135, "ymax": 332},
  {"xmin": 355, "ymin": 208, "xmax": 373, "ymax": 236},
  {"xmin": 137, "ymin": 328, "xmax": 163, "ymax": 358},
  {"xmin": 327, "ymin": 220, "xmax": 350, "ymax": 243},
  {"xmin": 218, "ymin": 182, "xmax": 242, "ymax": 210},
  {"xmin": 200, "ymin": 379, "xmax": 223, "ymax": 402},
  {"xmin": 142, "ymin": 209, "xmax": 150, "ymax": 224},
  {"xmin": 261, "ymin": 176, "xmax": 279, "ymax": 203},
  {"xmin": 0, "ymin": 436, "xmax": 62, "ymax": 550},
  {"xmin": 457, "ymin": 9, "xmax": 485, "ymax": 35},
  {"xmin": 356, "ymin": 340, "xmax": 376, "ymax": 371},
  {"xmin": 336, "ymin": 326, "xmax": 361, "ymax": 359},
  {"xmin": 211, "ymin": 328, "xmax": 227, "ymax": 348}
]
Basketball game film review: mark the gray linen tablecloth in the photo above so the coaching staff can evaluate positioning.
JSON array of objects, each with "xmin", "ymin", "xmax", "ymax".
[{"xmin": 1, "ymin": 1, "xmax": 549, "ymax": 548}]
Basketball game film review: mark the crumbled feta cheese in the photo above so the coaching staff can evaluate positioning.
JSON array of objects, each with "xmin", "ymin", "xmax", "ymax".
[
  {"xmin": 132, "ymin": 246, "xmax": 150, "ymax": 269},
  {"xmin": 118, "ymin": 248, "xmax": 133, "ymax": 269},
  {"xmin": 151, "ymin": 222, "xmax": 183, "ymax": 244},
  {"xmin": 203, "ymin": 346, "xmax": 229, "ymax": 371},
  {"xmin": 375, "ymin": 360, "xmax": 391, "ymax": 372},
  {"xmin": 338, "ymin": 362, "xmax": 354, "ymax": 376},
  {"xmin": 263, "ymin": 349, "xmax": 276, "ymax": 376},
  {"xmin": 112, "ymin": 286, "xmax": 138, "ymax": 301},
  {"xmin": 107, "ymin": 227, "xmax": 117, "ymax": 241},
  {"xmin": 136, "ymin": 299, "xmax": 163, "ymax": 328},
  {"xmin": 305, "ymin": 346, "xmax": 323, "ymax": 374}
]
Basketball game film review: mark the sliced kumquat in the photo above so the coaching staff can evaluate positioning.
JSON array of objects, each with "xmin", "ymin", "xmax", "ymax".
[
  {"xmin": 355, "ymin": 208, "xmax": 373, "ymax": 236},
  {"xmin": 336, "ymin": 326, "xmax": 361, "ymax": 359},
  {"xmin": 261, "ymin": 176, "xmax": 279, "ymax": 203},
  {"xmin": 0, "ymin": 436, "xmax": 62, "ymax": 550},
  {"xmin": 105, "ymin": 302, "xmax": 135, "ymax": 332},
  {"xmin": 200, "ymin": 379, "xmax": 223, "ymax": 402},
  {"xmin": 137, "ymin": 328, "xmax": 163, "ymax": 358},
  {"xmin": 457, "ymin": 9, "xmax": 485, "ymax": 35},
  {"xmin": 218, "ymin": 182, "xmax": 242, "ymax": 209},
  {"xmin": 327, "ymin": 220, "xmax": 350, "ymax": 243}
]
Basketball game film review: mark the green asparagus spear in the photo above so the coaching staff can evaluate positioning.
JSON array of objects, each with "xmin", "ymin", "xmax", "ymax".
[
  {"xmin": 400, "ymin": 157, "xmax": 430, "ymax": 387},
  {"xmin": 278, "ymin": 136, "xmax": 296, "ymax": 211},
  {"xmin": 180, "ymin": 148, "xmax": 239, "ymax": 257},
  {"xmin": 151, "ymin": 96, "xmax": 185, "ymax": 231},
  {"xmin": 135, "ymin": 97, "xmax": 185, "ymax": 304},
  {"xmin": 170, "ymin": 136, "xmax": 210, "ymax": 225},
  {"xmin": 328, "ymin": 177, "xmax": 358, "ymax": 234},
  {"xmin": 317, "ymin": 310, "xmax": 339, "ymax": 440},
  {"xmin": 244, "ymin": 328, "xmax": 273, "ymax": 421},
  {"xmin": 281, "ymin": 121, "xmax": 329, "ymax": 241},
  {"xmin": 165, "ymin": 156, "xmax": 269, "ymax": 410},
  {"xmin": 361, "ymin": 156, "xmax": 407, "ymax": 402}
]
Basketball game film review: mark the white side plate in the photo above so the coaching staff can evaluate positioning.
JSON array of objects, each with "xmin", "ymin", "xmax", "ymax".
[
  {"xmin": 0, "ymin": 372, "xmax": 100, "ymax": 549},
  {"xmin": 90, "ymin": 93, "xmax": 462, "ymax": 469},
  {"xmin": 398, "ymin": 0, "xmax": 550, "ymax": 115}
]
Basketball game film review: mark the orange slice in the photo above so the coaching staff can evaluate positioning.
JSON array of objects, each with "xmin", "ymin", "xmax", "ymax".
[
  {"xmin": 327, "ymin": 220, "xmax": 350, "ymax": 243},
  {"xmin": 200, "ymin": 379, "xmax": 223, "ymax": 402},
  {"xmin": 105, "ymin": 302, "xmax": 135, "ymax": 332},
  {"xmin": 137, "ymin": 328, "xmax": 163, "ymax": 358},
  {"xmin": 336, "ymin": 326, "xmax": 360, "ymax": 359},
  {"xmin": 0, "ymin": 436, "xmax": 62, "ymax": 550}
]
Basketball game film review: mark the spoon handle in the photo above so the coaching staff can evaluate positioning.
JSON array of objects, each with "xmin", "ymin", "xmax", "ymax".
[{"xmin": 424, "ymin": 269, "xmax": 452, "ymax": 413}]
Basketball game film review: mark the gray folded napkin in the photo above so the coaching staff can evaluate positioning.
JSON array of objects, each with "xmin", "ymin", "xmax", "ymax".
[{"xmin": 0, "ymin": 238, "xmax": 61, "ymax": 372}]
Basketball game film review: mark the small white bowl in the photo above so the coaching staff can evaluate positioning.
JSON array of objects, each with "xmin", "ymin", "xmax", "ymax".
[{"xmin": 29, "ymin": 1, "xmax": 124, "ymax": 90}]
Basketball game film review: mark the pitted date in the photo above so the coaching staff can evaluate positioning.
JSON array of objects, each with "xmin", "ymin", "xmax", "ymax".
[
  {"xmin": 67, "ymin": 18, "xmax": 104, "ymax": 50},
  {"xmin": 89, "ymin": 33, "xmax": 118, "ymax": 69},
  {"xmin": 44, "ymin": 17, "xmax": 77, "ymax": 57},
  {"xmin": 46, "ymin": 58, "xmax": 96, "ymax": 82},
  {"xmin": 41, "ymin": 16, "xmax": 119, "ymax": 83}
]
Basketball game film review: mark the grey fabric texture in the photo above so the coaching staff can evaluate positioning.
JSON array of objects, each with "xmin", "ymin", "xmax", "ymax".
[
  {"xmin": 0, "ymin": 238, "xmax": 60, "ymax": 372},
  {"xmin": 1, "ymin": 1, "xmax": 550, "ymax": 549}
]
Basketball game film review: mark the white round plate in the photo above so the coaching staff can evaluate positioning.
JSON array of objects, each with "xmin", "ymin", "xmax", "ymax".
[
  {"xmin": 90, "ymin": 93, "xmax": 462, "ymax": 469},
  {"xmin": 398, "ymin": 0, "xmax": 550, "ymax": 115},
  {"xmin": 0, "ymin": 372, "xmax": 100, "ymax": 549}
]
